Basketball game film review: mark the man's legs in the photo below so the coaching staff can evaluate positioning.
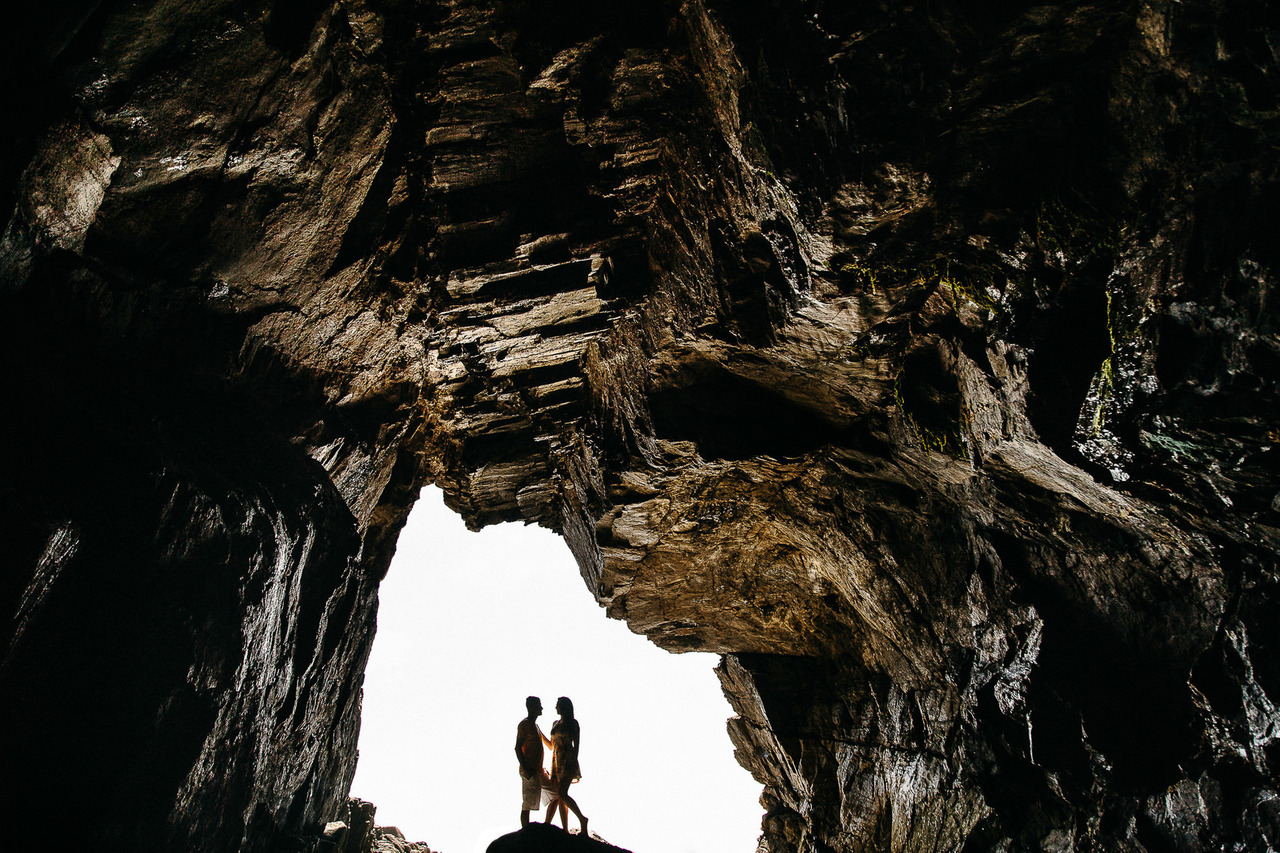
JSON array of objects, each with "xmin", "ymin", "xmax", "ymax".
[{"xmin": 521, "ymin": 771, "xmax": 542, "ymax": 827}]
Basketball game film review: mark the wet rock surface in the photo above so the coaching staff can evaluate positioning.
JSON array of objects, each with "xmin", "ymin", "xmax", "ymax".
[{"xmin": 1, "ymin": 1, "xmax": 1278, "ymax": 852}]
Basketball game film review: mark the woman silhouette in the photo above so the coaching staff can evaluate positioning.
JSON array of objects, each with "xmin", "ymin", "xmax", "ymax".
[{"xmin": 544, "ymin": 696, "xmax": 588, "ymax": 835}]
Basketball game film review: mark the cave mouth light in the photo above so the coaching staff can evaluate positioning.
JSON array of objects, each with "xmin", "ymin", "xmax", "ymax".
[{"xmin": 350, "ymin": 487, "xmax": 763, "ymax": 853}]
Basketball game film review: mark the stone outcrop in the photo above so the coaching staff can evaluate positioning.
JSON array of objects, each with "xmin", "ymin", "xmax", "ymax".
[
  {"xmin": 1, "ymin": 1, "xmax": 1278, "ymax": 852},
  {"xmin": 486, "ymin": 824, "xmax": 630, "ymax": 853},
  {"xmin": 302, "ymin": 799, "xmax": 434, "ymax": 853}
]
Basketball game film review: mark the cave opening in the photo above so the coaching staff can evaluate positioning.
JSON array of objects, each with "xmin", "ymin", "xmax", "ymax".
[{"xmin": 348, "ymin": 487, "xmax": 763, "ymax": 853}]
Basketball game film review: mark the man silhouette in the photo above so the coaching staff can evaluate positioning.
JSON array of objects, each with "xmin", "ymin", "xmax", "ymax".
[{"xmin": 515, "ymin": 696, "xmax": 551, "ymax": 827}]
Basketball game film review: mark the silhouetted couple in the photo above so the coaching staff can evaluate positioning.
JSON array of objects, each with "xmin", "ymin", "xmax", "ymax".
[{"xmin": 515, "ymin": 696, "xmax": 588, "ymax": 836}]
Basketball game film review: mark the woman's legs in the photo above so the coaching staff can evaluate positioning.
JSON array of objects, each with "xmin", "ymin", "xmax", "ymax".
[
  {"xmin": 556, "ymin": 780, "xmax": 587, "ymax": 834},
  {"xmin": 544, "ymin": 796, "xmax": 560, "ymax": 826}
]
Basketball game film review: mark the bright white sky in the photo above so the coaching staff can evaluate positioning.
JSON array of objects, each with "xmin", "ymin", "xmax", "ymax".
[{"xmin": 350, "ymin": 487, "xmax": 764, "ymax": 853}]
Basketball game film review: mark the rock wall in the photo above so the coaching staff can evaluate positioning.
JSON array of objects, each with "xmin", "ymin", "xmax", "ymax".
[{"xmin": 1, "ymin": 1, "xmax": 1277, "ymax": 851}]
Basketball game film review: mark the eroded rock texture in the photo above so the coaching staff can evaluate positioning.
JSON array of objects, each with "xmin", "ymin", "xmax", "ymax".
[{"xmin": 2, "ymin": 1, "xmax": 1278, "ymax": 851}]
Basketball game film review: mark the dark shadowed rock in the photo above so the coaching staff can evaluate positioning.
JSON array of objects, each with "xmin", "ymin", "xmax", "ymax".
[
  {"xmin": 486, "ymin": 824, "xmax": 632, "ymax": 853},
  {"xmin": 293, "ymin": 799, "xmax": 435, "ymax": 853}
]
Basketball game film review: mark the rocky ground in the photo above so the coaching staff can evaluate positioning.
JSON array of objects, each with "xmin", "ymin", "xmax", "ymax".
[
  {"xmin": 294, "ymin": 799, "xmax": 433, "ymax": 853},
  {"xmin": 303, "ymin": 800, "xmax": 423, "ymax": 853},
  {"xmin": 486, "ymin": 823, "xmax": 631, "ymax": 853},
  {"xmin": 292, "ymin": 799, "xmax": 620, "ymax": 853}
]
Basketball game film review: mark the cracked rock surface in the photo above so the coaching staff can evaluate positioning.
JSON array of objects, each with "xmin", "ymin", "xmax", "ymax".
[{"xmin": 2, "ymin": 1, "xmax": 1278, "ymax": 851}]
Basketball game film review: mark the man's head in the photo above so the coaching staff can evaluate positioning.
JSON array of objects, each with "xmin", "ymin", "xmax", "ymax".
[{"xmin": 526, "ymin": 696, "xmax": 542, "ymax": 717}]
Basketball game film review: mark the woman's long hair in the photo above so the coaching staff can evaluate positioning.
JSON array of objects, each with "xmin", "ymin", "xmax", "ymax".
[{"xmin": 556, "ymin": 696, "xmax": 575, "ymax": 720}]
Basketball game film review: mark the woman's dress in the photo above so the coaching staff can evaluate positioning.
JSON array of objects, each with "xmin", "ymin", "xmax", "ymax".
[{"xmin": 550, "ymin": 722, "xmax": 581, "ymax": 787}]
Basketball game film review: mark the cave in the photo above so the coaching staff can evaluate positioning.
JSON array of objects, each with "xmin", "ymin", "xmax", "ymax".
[
  {"xmin": 348, "ymin": 487, "xmax": 762, "ymax": 853},
  {"xmin": 2, "ymin": 2, "xmax": 1279, "ymax": 852}
]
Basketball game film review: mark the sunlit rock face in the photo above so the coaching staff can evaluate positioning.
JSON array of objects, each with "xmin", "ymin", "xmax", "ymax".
[{"xmin": 2, "ymin": 1, "xmax": 1277, "ymax": 851}]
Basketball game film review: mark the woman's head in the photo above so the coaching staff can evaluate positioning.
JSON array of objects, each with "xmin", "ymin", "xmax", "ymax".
[{"xmin": 556, "ymin": 696, "xmax": 574, "ymax": 718}]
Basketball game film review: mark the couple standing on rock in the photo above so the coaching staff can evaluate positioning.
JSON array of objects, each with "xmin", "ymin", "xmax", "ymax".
[{"xmin": 516, "ymin": 696, "xmax": 588, "ymax": 836}]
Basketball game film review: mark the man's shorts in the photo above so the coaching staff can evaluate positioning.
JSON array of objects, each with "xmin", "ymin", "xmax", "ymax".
[{"xmin": 521, "ymin": 770, "xmax": 549, "ymax": 810}]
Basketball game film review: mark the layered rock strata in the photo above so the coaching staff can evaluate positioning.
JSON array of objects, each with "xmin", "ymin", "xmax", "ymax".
[{"xmin": 1, "ymin": 1, "xmax": 1278, "ymax": 852}]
